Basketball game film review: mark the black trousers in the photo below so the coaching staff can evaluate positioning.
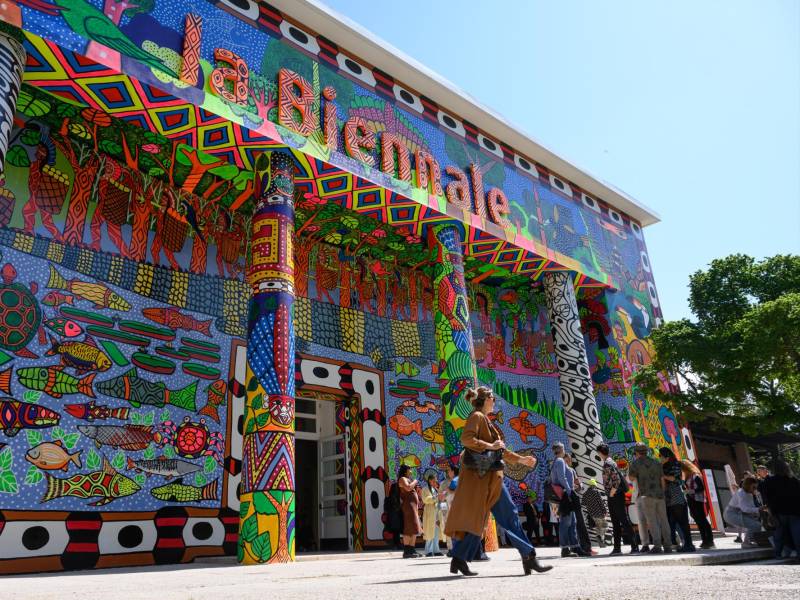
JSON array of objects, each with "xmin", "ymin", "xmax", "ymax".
[
  {"xmin": 687, "ymin": 498, "xmax": 713, "ymax": 546},
  {"xmin": 524, "ymin": 517, "xmax": 540, "ymax": 543},
  {"xmin": 608, "ymin": 493, "xmax": 636, "ymax": 549},
  {"xmin": 571, "ymin": 493, "xmax": 592, "ymax": 553},
  {"xmin": 667, "ymin": 502, "xmax": 695, "ymax": 550}
]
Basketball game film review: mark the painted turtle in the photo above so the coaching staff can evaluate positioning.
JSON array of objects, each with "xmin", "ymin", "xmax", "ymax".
[
  {"xmin": 156, "ymin": 416, "xmax": 223, "ymax": 464},
  {"xmin": 0, "ymin": 263, "xmax": 42, "ymax": 358}
]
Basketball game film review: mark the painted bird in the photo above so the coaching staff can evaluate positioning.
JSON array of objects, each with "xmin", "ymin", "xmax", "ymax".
[{"xmin": 17, "ymin": 0, "xmax": 179, "ymax": 79}]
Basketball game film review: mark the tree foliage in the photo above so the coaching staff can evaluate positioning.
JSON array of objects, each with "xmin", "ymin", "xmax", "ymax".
[{"xmin": 634, "ymin": 254, "xmax": 800, "ymax": 435}]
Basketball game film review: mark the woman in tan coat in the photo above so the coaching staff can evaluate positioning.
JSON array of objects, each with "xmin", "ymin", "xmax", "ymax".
[{"xmin": 445, "ymin": 387, "xmax": 554, "ymax": 576}]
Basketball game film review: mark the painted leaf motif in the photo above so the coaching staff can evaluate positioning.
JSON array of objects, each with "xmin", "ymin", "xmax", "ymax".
[
  {"xmin": 22, "ymin": 390, "xmax": 41, "ymax": 403},
  {"xmin": 204, "ymin": 456, "xmax": 216, "ymax": 474},
  {"xmin": 112, "ymin": 451, "xmax": 125, "ymax": 471},
  {"xmin": 253, "ymin": 491, "xmax": 276, "ymax": 515},
  {"xmin": 21, "ymin": 128, "xmax": 41, "ymax": 146},
  {"xmin": 195, "ymin": 472, "xmax": 206, "ymax": 486},
  {"xmin": 131, "ymin": 413, "xmax": 142, "ymax": 425},
  {"xmin": 255, "ymin": 413, "xmax": 269, "ymax": 429},
  {"xmin": 160, "ymin": 408, "xmax": 170, "ymax": 422},
  {"xmin": 134, "ymin": 474, "xmax": 146, "ymax": 486},
  {"xmin": 0, "ymin": 471, "xmax": 18, "ymax": 494},
  {"xmin": 62, "ymin": 433, "xmax": 80, "ymax": 450},
  {"xmin": 163, "ymin": 445, "xmax": 176, "ymax": 458},
  {"xmin": 26, "ymin": 429, "xmax": 43, "ymax": 447},
  {"xmin": 25, "ymin": 464, "xmax": 43, "ymax": 485},
  {"xmin": 144, "ymin": 445, "xmax": 156, "ymax": 460},
  {"xmin": 239, "ymin": 500, "xmax": 251, "ymax": 520},
  {"xmin": 241, "ymin": 514, "xmax": 258, "ymax": 543},
  {"xmin": 237, "ymin": 540, "xmax": 245, "ymax": 563},
  {"xmin": 16, "ymin": 89, "xmax": 51, "ymax": 117},
  {"xmin": 0, "ymin": 447, "xmax": 12, "ymax": 470},
  {"xmin": 252, "ymin": 532, "xmax": 272, "ymax": 562},
  {"xmin": 86, "ymin": 450, "xmax": 101, "ymax": 470},
  {"xmin": 251, "ymin": 394, "xmax": 263, "ymax": 410},
  {"xmin": 144, "ymin": 413, "xmax": 154, "ymax": 426}
]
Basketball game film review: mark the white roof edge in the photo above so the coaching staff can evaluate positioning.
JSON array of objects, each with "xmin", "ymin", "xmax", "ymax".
[{"xmin": 270, "ymin": 0, "xmax": 661, "ymax": 227}]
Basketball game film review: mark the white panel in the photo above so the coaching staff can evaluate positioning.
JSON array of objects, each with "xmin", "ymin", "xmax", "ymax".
[
  {"xmin": 630, "ymin": 221, "xmax": 643, "ymax": 239},
  {"xmin": 608, "ymin": 209, "xmax": 623, "ymax": 225},
  {"xmin": 351, "ymin": 369, "xmax": 380, "ymax": 410},
  {"xmin": 336, "ymin": 54, "xmax": 376, "ymax": 87},
  {"xmin": 682, "ymin": 427, "xmax": 697, "ymax": 462},
  {"xmin": 647, "ymin": 281, "xmax": 660, "ymax": 308},
  {"xmin": 234, "ymin": 345, "xmax": 247, "ymax": 386},
  {"xmin": 582, "ymin": 193, "xmax": 601, "ymax": 213},
  {"xmin": 216, "ymin": 0, "xmax": 259, "ymax": 20},
  {"xmin": 364, "ymin": 478, "xmax": 386, "ymax": 541},
  {"xmin": 640, "ymin": 251, "xmax": 651, "ymax": 273},
  {"xmin": 362, "ymin": 420, "xmax": 385, "ymax": 470},
  {"xmin": 183, "ymin": 517, "xmax": 226, "ymax": 547},
  {"xmin": 98, "ymin": 520, "xmax": 157, "ymax": 555},
  {"xmin": 227, "ymin": 472, "xmax": 241, "ymax": 512},
  {"xmin": 279, "ymin": 21, "xmax": 321, "ymax": 55},
  {"xmin": 300, "ymin": 359, "xmax": 342, "ymax": 389},
  {"xmin": 549, "ymin": 175, "xmax": 572, "ymax": 197},
  {"xmin": 393, "ymin": 84, "xmax": 423, "ymax": 114},
  {"xmin": 477, "ymin": 133, "xmax": 503, "ymax": 158},
  {"xmin": 514, "ymin": 154, "xmax": 539, "ymax": 178},
  {"xmin": 437, "ymin": 111, "xmax": 465, "ymax": 137},
  {"xmin": 0, "ymin": 521, "xmax": 69, "ymax": 559}
]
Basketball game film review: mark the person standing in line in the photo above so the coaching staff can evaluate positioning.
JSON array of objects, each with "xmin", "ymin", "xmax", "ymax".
[
  {"xmin": 551, "ymin": 442, "xmax": 580, "ymax": 557},
  {"xmin": 384, "ymin": 480, "xmax": 404, "ymax": 549},
  {"xmin": 681, "ymin": 460, "xmax": 715, "ymax": 549},
  {"xmin": 581, "ymin": 479, "xmax": 609, "ymax": 548},
  {"xmin": 565, "ymin": 453, "xmax": 592, "ymax": 556},
  {"xmin": 445, "ymin": 387, "xmax": 553, "ymax": 576},
  {"xmin": 421, "ymin": 473, "xmax": 445, "ymax": 556},
  {"xmin": 724, "ymin": 476, "xmax": 763, "ymax": 548},
  {"xmin": 441, "ymin": 464, "xmax": 459, "ymax": 556},
  {"xmin": 398, "ymin": 464, "xmax": 423, "ymax": 558},
  {"xmin": 627, "ymin": 443, "xmax": 672, "ymax": 554},
  {"xmin": 659, "ymin": 447, "xmax": 696, "ymax": 552},
  {"xmin": 522, "ymin": 492, "xmax": 541, "ymax": 544},
  {"xmin": 597, "ymin": 444, "xmax": 639, "ymax": 555},
  {"xmin": 758, "ymin": 459, "xmax": 800, "ymax": 559}
]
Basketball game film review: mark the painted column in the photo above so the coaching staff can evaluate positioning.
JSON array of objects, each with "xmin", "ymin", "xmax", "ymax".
[
  {"xmin": 543, "ymin": 271, "xmax": 605, "ymax": 482},
  {"xmin": 239, "ymin": 151, "xmax": 296, "ymax": 564},
  {"xmin": 428, "ymin": 224, "xmax": 477, "ymax": 461},
  {"xmin": 0, "ymin": 22, "xmax": 26, "ymax": 173}
]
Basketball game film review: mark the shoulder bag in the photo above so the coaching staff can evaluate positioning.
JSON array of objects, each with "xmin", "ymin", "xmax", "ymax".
[{"xmin": 462, "ymin": 448, "xmax": 504, "ymax": 477}]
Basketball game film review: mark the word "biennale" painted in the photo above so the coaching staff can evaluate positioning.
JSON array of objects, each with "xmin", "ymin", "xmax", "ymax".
[{"xmin": 188, "ymin": 16, "xmax": 513, "ymax": 227}]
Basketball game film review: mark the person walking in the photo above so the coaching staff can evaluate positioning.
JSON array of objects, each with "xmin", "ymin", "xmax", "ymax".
[
  {"xmin": 681, "ymin": 460, "xmax": 715, "ymax": 549},
  {"xmin": 724, "ymin": 476, "xmax": 763, "ymax": 547},
  {"xmin": 398, "ymin": 464, "xmax": 423, "ymax": 558},
  {"xmin": 445, "ymin": 387, "xmax": 553, "ymax": 576},
  {"xmin": 421, "ymin": 473, "xmax": 445, "ymax": 556},
  {"xmin": 758, "ymin": 459, "xmax": 800, "ymax": 558},
  {"xmin": 442, "ymin": 464, "xmax": 459, "ymax": 556},
  {"xmin": 581, "ymin": 478, "xmax": 608, "ymax": 548},
  {"xmin": 384, "ymin": 480, "xmax": 404, "ymax": 549},
  {"xmin": 597, "ymin": 444, "xmax": 639, "ymax": 555},
  {"xmin": 659, "ymin": 447, "xmax": 696, "ymax": 552},
  {"xmin": 628, "ymin": 443, "xmax": 672, "ymax": 554},
  {"xmin": 522, "ymin": 492, "xmax": 541, "ymax": 544},
  {"xmin": 550, "ymin": 442, "xmax": 580, "ymax": 557}
]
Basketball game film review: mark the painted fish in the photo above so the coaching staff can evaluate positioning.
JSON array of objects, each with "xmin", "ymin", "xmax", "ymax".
[
  {"xmin": 422, "ymin": 417, "xmax": 444, "ymax": 449},
  {"xmin": 17, "ymin": 366, "xmax": 96, "ymax": 398},
  {"xmin": 388, "ymin": 413, "xmax": 423, "ymax": 437},
  {"xmin": 198, "ymin": 379, "xmax": 226, "ymax": 423},
  {"xmin": 503, "ymin": 449, "xmax": 538, "ymax": 482},
  {"xmin": 64, "ymin": 401, "xmax": 130, "ymax": 421},
  {"xmin": 396, "ymin": 452, "xmax": 421, "ymax": 468},
  {"xmin": 127, "ymin": 456, "xmax": 202, "ymax": 479},
  {"xmin": 508, "ymin": 411, "xmax": 547, "ymax": 445},
  {"xmin": 41, "ymin": 458, "xmax": 141, "ymax": 506},
  {"xmin": 401, "ymin": 399, "xmax": 439, "ymax": 414},
  {"xmin": 142, "ymin": 307, "xmax": 212, "ymax": 337},
  {"xmin": 44, "ymin": 317, "xmax": 83, "ymax": 338},
  {"xmin": 0, "ymin": 399, "xmax": 60, "ymax": 436},
  {"xmin": 0, "ymin": 366, "xmax": 10, "ymax": 394},
  {"xmin": 46, "ymin": 335, "xmax": 112, "ymax": 373},
  {"xmin": 47, "ymin": 265, "xmax": 131, "ymax": 311},
  {"xmin": 150, "ymin": 478, "xmax": 219, "ymax": 503},
  {"xmin": 77, "ymin": 424, "xmax": 155, "ymax": 451},
  {"xmin": 25, "ymin": 441, "xmax": 82, "ymax": 471},
  {"xmin": 42, "ymin": 291, "xmax": 75, "ymax": 307},
  {"xmin": 487, "ymin": 410, "xmax": 504, "ymax": 425},
  {"xmin": 394, "ymin": 361, "xmax": 420, "ymax": 377},
  {"xmin": 429, "ymin": 454, "xmax": 452, "ymax": 471},
  {"xmin": 96, "ymin": 368, "xmax": 197, "ymax": 411}
]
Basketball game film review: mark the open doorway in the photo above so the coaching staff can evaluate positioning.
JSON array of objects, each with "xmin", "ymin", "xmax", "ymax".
[{"xmin": 294, "ymin": 397, "xmax": 350, "ymax": 552}]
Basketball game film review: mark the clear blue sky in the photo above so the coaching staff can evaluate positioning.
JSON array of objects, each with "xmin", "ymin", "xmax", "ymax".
[{"xmin": 320, "ymin": 0, "xmax": 800, "ymax": 321}]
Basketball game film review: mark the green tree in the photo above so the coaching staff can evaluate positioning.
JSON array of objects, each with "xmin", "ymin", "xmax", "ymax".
[{"xmin": 635, "ymin": 254, "xmax": 800, "ymax": 435}]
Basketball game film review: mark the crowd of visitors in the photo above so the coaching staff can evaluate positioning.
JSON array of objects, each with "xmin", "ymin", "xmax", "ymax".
[{"xmin": 383, "ymin": 386, "xmax": 800, "ymax": 575}]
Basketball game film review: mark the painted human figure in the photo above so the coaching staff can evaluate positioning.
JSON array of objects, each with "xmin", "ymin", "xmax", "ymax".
[
  {"xmin": 149, "ymin": 187, "xmax": 181, "ymax": 270},
  {"xmin": 315, "ymin": 244, "xmax": 339, "ymax": 304},
  {"xmin": 90, "ymin": 157, "xmax": 130, "ymax": 256},
  {"xmin": 128, "ymin": 175, "xmax": 156, "ymax": 263},
  {"xmin": 23, "ymin": 143, "xmax": 63, "ymax": 241}
]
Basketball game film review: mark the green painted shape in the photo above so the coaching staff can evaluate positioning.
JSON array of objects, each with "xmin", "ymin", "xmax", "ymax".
[
  {"xmin": 99, "ymin": 340, "xmax": 129, "ymax": 366},
  {"xmin": 0, "ymin": 350, "xmax": 12, "ymax": 367}
]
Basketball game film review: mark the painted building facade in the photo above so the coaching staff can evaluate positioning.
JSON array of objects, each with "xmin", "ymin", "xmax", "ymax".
[{"xmin": 0, "ymin": 0, "xmax": 695, "ymax": 573}]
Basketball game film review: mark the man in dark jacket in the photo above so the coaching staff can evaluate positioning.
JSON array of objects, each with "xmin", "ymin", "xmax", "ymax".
[{"xmin": 598, "ymin": 443, "xmax": 639, "ymax": 554}]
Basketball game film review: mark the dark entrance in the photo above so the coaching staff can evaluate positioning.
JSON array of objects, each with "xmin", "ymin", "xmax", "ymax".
[{"xmin": 294, "ymin": 439, "xmax": 319, "ymax": 552}]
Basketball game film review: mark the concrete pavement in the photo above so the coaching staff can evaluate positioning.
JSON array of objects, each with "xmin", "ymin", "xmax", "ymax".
[{"xmin": 5, "ymin": 536, "xmax": 796, "ymax": 600}]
